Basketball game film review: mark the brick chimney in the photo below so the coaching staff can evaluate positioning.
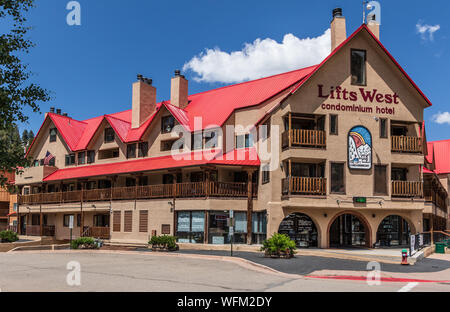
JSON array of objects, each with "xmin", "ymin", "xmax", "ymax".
[
  {"xmin": 331, "ymin": 8, "xmax": 346, "ymax": 51},
  {"xmin": 132, "ymin": 75, "xmax": 156, "ymax": 129},
  {"xmin": 367, "ymin": 15, "xmax": 380, "ymax": 40},
  {"xmin": 170, "ymin": 70, "xmax": 189, "ymax": 109}
]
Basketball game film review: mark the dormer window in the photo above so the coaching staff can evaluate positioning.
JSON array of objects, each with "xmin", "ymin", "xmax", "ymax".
[
  {"xmin": 127, "ymin": 143, "xmax": 136, "ymax": 159},
  {"xmin": 104, "ymin": 127, "xmax": 115, "ymax": 143},
  {"xmin": 49, "ymin": 128, "xmax": 57, "ymax": 142},
  {"xmin": 161, "ymin": 116, "xmax": 175, "ymax": 133},
  {"xmin": 236, "ymin": 134, "xmax": 254, "ymax": 149},
  {"xmin": 351, "ymin": 49, "xmax": 366, "ymax": 85}
]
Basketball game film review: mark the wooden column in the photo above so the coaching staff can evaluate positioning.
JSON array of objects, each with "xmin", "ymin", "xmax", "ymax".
[
  {"xmin": 288, "ymin": 112, "xmax": 292, "ymax": 148},
  {"xmin": 80, "ymin": 181, "xmax": 85, "ymax": 237},
  {"xmin": 39, "ymin": 204, "xmax": 43, "ymax": 237},
  {"xmin": 205, "ymin": 170, "xmax": 210, "ymax": 198},
  {"xmin": 246, "ymin": 169, "xmax": 255, "ymax": 245}
]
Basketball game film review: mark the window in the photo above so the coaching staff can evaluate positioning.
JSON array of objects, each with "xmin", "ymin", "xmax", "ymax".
[
  {"xmin": 261, "ymin": 119, "xmax": 271, "ymax": 141},
  {"xmin": 391, "ymin": 125, "xmax": 407, "ymax": 136},
  {"xmin": 204, "ymin": 131, "xmax": 218, "ymax": 149},
  {"xmin": 374, "ymin": 165, "xmax": 388, "ymax": 195},
  {"xmin": 104, "ymin": 127, "xmax": 115, "ymax": 143},
  {"xmin": 33, "ymin": 160, "xmax": 39, "ymax": 167},
  {"xmin": 78, "ymin": 152, "xmax": 86, "ymax": 165},
  {"xmin": 63, "ymin": 214, "xmax": 74, "ymax": 227},
  {"xmin": 351, "ymin": 49, "xmax": 366, "ymax": 85},
  {"xmin": 380, "ymin": 118, "xmax": 388, "ymax": 138},
  {"xmin": 191, "ymin": 132, "xmax": 203, "ymax": 150},
  {"xmin": 127, "ymin": 143, "xmax": 136, "ymax": 159},
  {"xmin": 163, "ymin": 173, "xmax": 182, "ymax": 184},
  {"xmin": 65, "ymin": 154, "xmax": 75, "ymax": 166},
  {"xmin": 49, "ymin": 157, "xmax": 55, "ymax": 167},
  {"xmin": 77, "ymin": 214, "xmax": 81, "ymax": 227},
  {"xmin": 330, "ymin": 115, "xmax": 338, "ymax": 135},
  {"xmin": 87, "ymin": 150, "xmax": 95, "ymax": 164},
  {"xmin": 94, "ymin": 214, "xmax": 109, "ymax": 227},
  {"xmin": 40, "ymin": 159, "xmax": 44, "ymax": 166},
  {"xmin": 330, "ymin": 163, "xmax": 345, "ymax": 194},
  {"xmin": 49, "ymin": 128, "xmax": 57, "ymax": 142},
  {"xmin": 99, "ymin": 148, "xmax": 119, "ymax": 159},
  {"xmin": 176, "ymin": 211, "xmax": 205, "ymax": 244},
  {"xmin": 262, "ymin": 164, "xmax": 270, "ymax": 184},
  {"xmin": 126, "ymin": 178, "xmax": 136, "ymax": 187},
  {"xmin": 138, "ymin": 142, "xmax": 148, "ymax": 157},
  {"xmin": 161, "ymin": 116, "xmax": 175, "ymax": 133},
  {"xmin": 161, "ymin": 139, "xmax": 176, "ymax": 152},
  {"xmin": 236, "ymin": 134, "xmax": 253, "ymax": 149},
  {"xmin": 392, "ymin": 167, "xmax": 407, "ymax": 181}
]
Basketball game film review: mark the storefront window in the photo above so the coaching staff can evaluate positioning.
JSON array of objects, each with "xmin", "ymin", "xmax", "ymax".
[
  {"xmin": 208, "ymin": 211, "xmax": 230, "ymax": 244},
  {"xmin": 252, "ymin": 212, "xmax": 267, "ymax": 244},
  {"xmin": 176, "ymin": 211, "xmax": 205, "ymax": 244},
  {"xmin": 376, "ymin": 215, "xmax": 410, "ymax": 247}
]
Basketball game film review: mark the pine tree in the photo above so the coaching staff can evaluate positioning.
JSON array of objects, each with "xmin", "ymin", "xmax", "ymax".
[{"xmin": 0, "ymin": 0, "xmax": 49, "ymax": 186}]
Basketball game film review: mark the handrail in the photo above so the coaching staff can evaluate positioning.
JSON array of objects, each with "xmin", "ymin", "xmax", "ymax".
[
  {"xmin": 391, "ymin": 135, "xmax": 422, "ymax": 153},
  {"xmin": 282, "ymin": 177, "xmax": 327, "ymax": 196},
  {"xmin": 282, "ymin": 129, "xmax": 326, "ymax": 148},
  {"xmin": 18, "ymin": 181, "xmax": 258, "ymax": 205},
  {"xmin": 391, "ymin": 181, "xmax": 423, "ymax": 197}
]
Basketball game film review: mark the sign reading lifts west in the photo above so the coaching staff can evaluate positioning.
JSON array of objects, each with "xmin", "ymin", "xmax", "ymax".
[{"xmin": 348, "ymin": 126, "xmax": 372, "ymax": 170}]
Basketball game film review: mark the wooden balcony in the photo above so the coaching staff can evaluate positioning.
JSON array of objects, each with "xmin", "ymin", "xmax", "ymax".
[
  {"xmin": 24, "ymin": 225, "xmax": 55, "ymax": 237},
  {"xmin": 282, "ymin": 129, "xmax": 326, "ymax": 149},
  {"xmin": 391, "ymin": 136, "xmax": 422, "ymax": 153},
  {"xmin": 83, "ymin": 226, "xmax": 110, "ymax": 239},
  {"xmin": 282, "ymin": 177, "xmax": 327, "ymax": 196},
  {"xmin": 18, "ymin": 182, "xmax": 257, "ymax": 205},
  {"xmin": 391, "ymin": 181, "xmax": 423, "ymax": 198},
  {"xmin": 0, "ymin": 190, "xmax": 10, "ymax": 202}
]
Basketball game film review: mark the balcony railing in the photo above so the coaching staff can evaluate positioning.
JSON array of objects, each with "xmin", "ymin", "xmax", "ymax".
[
  {"xmin": 282, "ymin": 129, "xmax": 326, "ymax": 149},
  {"xmin": 0, "ymin": 190, "xmax": 10, "ymax": 202},
  {"xmin": 83, "ymin": 226, "xmax": 110, "ymax": 239},
  {"xmin": 282, "ymin": 177, "xmax": 327, "ymax": 196},
  {"xmin": 391, "ymin": 136, "xmax": 422, "ymax": 153},
  {"xmin": 24, "ymin": 225, "xmax": 55, "ymax": 236},
  {"xmin": 391, "ymin": 181, "xmax": 423, "ymax": 198},
  {"xmin": 18, "ymin": 181, "xmax": 257, "ymax": 205}
]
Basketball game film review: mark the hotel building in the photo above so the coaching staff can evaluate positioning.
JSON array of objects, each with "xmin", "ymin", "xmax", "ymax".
[{"xmin": 15, "ymin": 9, "xmax": 448, "ymax": 248}]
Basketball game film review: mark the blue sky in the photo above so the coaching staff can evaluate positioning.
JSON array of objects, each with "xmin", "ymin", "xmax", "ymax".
[{"xmin": 6, "ymin": 0, "xmax": 450, "ymax": 141}]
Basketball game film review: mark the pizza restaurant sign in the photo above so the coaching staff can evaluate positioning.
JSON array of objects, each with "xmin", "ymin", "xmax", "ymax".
[{"xmin": 318, "ymin": 84, "xmax": 399, "ymax": 115}]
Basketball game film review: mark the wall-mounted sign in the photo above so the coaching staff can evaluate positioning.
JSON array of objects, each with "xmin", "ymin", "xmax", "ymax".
[{"xmin": 348, "ymin": 126, "xmax": 372, "ymax": 170}]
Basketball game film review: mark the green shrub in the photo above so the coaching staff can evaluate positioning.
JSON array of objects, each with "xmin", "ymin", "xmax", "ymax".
[
  {"xmin": 148, "ymin": 235, "xmax": 178, "ymax": 251},
  {"xmin": 71, "ymin": 237, "xmax": 98, "ymax": 250},
  {"xmin": 261, "ymin": 233, "xmax": 296, "ymax": 258},
  {"xmin": 0, "ymin": 230, "xmax": 18, "ymax": 243}
]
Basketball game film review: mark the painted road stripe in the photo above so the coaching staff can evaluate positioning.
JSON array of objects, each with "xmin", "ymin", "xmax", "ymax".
[
  {"xmin": 305, "ymin": 275, "xmax": 450, "ymax": 283},
  {"xmin": 398, "ymin": 282, "xmax": 419, "ymax": 292}
]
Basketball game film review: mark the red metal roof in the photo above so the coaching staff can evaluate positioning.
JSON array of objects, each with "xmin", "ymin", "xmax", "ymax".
[
  {"xmin": 427, "ymin": 140, "xmax": 450, "ymax": 174},
  {"xmin": 28, "ymin": 66, "xmax": 314, "ymax": 155},
  {"xmin": 43, "ymin": 148, "xmax": 260, "ymax": 182}
]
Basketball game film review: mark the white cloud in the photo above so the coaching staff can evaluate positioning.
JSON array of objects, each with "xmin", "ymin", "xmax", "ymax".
[
  {"xmin": 432, "ymin": 112, "xmax": 450, "ymax": 125},
  {"xmin": 416, "ymin": 22, "xmax": 440, "ymax": 41},
  {"xmin": 183, "ymin": 29, "xmax": 331, "ymax": 84}
]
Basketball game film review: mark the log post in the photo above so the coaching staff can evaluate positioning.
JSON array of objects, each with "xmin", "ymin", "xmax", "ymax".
[{"xmin": 246, "ymin": 169, "xmax": 255, "ymax": 245}]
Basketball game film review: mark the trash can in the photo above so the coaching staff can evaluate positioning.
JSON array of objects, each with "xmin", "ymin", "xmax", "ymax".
[{"xmin": 435, "ymin": 242, "xmax": 445, "ymax": 254}]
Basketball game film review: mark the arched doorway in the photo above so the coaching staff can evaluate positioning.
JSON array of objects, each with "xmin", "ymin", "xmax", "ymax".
[
  {"xmin": 278, "ymin": 213, "xmax": 318, "ymax": 248},
  {"xmin": 376, "ymin": 215, "xmax": 411, "ymax": 247},
  {"xmin": 329, "ymin": 213, "xmax": 370, "ymax": 248}
]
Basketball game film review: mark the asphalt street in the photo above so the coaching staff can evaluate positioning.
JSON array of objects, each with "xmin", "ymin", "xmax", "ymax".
[{"xmin": 0, "ymin": 252, "xmax": 448, "ymax": 292}]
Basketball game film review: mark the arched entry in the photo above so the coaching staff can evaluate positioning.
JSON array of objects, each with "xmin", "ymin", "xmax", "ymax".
[
  {"xmin": 376, "ymin": 215, "xmax": 411, "ymax": 247},
  {"xmin": 329, "ymin": 213, "xmax": 370, "ymax": 248},
  {"xmin": 278, "ymin": 213, "xmax": 318, "ymax": 248}
]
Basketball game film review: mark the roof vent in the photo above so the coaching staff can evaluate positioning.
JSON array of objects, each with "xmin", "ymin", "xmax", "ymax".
[
  {"xmin": 62, "ymin": 112, "xmax": 68, "ymax": 117},
  {"xmin": 50, "ymin": 107, "xmax": 55, "ymax": 113},
  {"xmin": 56, "ymin": 108, "xmax": 62, "ymax": 115}
]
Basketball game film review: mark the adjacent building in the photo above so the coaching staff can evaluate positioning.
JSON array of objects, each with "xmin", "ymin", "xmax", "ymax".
[{"xmin": 15, "ymin": 9, "xmax": 448, "ymax": 248}]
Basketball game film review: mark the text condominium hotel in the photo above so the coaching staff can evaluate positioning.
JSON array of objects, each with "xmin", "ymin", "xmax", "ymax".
[{"xmin": 14, "ymin": 9, "xmax": 449, "ymax": 248}]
